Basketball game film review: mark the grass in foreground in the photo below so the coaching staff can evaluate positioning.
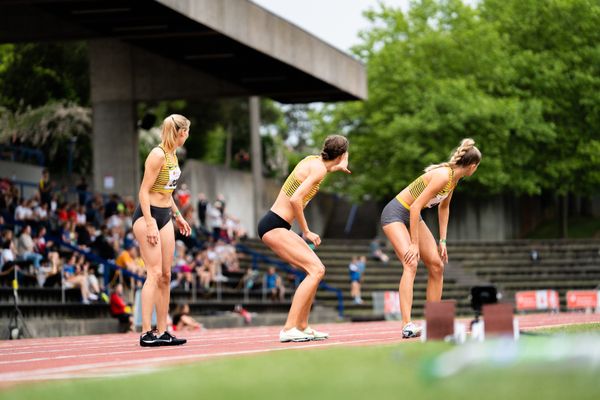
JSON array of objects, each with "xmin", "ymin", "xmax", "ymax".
[
  {"xmin": 532, "ymin": 322, "xmax": 600, "ymax": 335},
  {"xmin": 2, "ymin": 337, "xmax": 600, "ymax": 400}
]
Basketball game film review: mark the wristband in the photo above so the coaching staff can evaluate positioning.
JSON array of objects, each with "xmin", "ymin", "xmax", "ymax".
[
  {"xmin": 439, "ymin": 239, "xmax": 446, "ymax": 244},
  {"xmin": 174, "ymin": 210, "xmax": 181, "ymax": 217}
]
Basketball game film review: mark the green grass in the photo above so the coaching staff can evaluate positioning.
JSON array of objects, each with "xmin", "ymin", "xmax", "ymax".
[
  {"xmin": 533, "ymin": 322, "xmax": 600, "ymax": 335},
  {"xmin": 2, "ymin": 340, "xmax": 600, "ymax": 400}
]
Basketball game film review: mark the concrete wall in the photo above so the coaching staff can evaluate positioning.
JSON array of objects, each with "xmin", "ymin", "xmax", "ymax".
[
  {"xmin": 0, "ymin": 160, "xmax": 44, "ymax": 199},
  {"xmin": 181, "ymin": 160, "xmax": 335, "ymax": 238}
]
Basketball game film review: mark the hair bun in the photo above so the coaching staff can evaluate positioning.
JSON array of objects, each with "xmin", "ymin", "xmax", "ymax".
[{"xmin": 320, "ymin": 151, "xmax": 330, "ymax": 160}]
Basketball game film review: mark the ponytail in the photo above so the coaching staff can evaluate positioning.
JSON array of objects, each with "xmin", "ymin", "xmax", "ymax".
[{"xmin": 425, "ymin": 138, "xmax": 480, "ymax": 172}]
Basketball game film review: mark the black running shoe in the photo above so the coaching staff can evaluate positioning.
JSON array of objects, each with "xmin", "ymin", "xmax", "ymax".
[
  {"xmin": 140, "ymin": 330, "xmax": 160, "ymax": 347},
  {"xmin": 156, "ymin": 331, "xmax": 187, "ymax": 346}
]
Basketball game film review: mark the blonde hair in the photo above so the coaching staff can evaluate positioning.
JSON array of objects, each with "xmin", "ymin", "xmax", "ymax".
[
  {"xmin": 161, "ymin": 114, "xmax": 190, "ymax": 152},
  {"xmin": 424, "ymin": 138, "xmax": 481, "ymax": 172}
]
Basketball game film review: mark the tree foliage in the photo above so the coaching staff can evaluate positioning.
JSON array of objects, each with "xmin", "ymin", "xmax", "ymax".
[{"xmin": 313, "ymin": 0, "xmax": 600, "ymax": 200}]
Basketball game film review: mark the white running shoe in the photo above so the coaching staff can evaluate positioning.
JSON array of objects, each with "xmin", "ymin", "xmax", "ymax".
[
  {"xmin": 303, "ymin": 327, "xmax": 329, "ymax": 340},
  {"xmin": 279, "ymin": 327, "xmax": 314, "ymax": 342},
  {"xmin": 402, "ymin": 322, "xmax": 422, "ymax": 338}
]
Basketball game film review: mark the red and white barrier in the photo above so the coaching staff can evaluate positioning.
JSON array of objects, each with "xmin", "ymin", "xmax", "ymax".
[
  {"xmin": 566, "ymin": 290, "xmax": 600, "ymax": 311},
  {"xmin": 515, "ymin": 290, "xmax": 560, "ymax": 312}
]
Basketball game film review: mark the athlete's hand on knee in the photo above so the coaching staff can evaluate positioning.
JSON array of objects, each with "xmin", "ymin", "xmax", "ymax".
[
  {"xmin": 146, "ymin": 220, "xmax": 159, "ymax": 246},
  {"xmin": 176, "ymin": 215, "xmax": 192, "ymax": 236},
  {"xmin": 404, "ymin": 243, "xmax": 419, "ymax": 264},
  {"xmin": 303, "ymin": 231, "xmax": 321, "ymax": 248},
  {"xmin": 438, "ymin": 242, "xmax": 448, "ymax": 263}
]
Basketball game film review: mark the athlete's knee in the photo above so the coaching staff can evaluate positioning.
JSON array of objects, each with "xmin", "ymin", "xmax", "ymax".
[
  {"xmin": 146, "ymin": 267, "xmax": 162, "ymax": 282},
  {"xmin": 307, "ymin": 263, "xmax": 325, "ymax": 280},
  {"xmin": 402, "ymin": 260, "xmax": 418, "ymax": 275},
  {"xmin": 159, "ymin": 271, "xmax": 171, "ymax": 286},
  {"xmin": 428, "ymin": 259, "xmax": 444, "ymax": 279}
]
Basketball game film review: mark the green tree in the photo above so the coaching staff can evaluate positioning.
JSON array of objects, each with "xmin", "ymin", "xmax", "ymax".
[
  {"xmin": 313, "ymin": 0, "xmax": 600, "ymax": 226},
  {"xmin": 0, "ymin": 42, "xmax": 89, "ymax": 111}
]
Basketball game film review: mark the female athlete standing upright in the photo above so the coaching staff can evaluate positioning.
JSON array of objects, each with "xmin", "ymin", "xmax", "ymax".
[
  {"xmin": 134, "ymin": 114, "xmax": 192, "ymax": 347},
  {"xmin": 381, "ymin": 138, "xmax": 481, "ymax": 338},
  {"xmin": 258, "ymin": 135, "xmax": 351, "ymax": 342}
]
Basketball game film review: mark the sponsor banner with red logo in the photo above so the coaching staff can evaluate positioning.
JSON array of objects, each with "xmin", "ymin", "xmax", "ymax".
[
  {"xmin": 515, "ymin": 290, "xmax": 560, "ymax": 311},
  {"xmin": 566, "ymin": 290, "xmax": 599, "ymax": 310},
  {"xmin": 383, "ymin": 291, "xmax": 401, "ymax": 315}
]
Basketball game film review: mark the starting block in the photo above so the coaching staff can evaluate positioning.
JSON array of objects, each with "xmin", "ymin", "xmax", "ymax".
[
  {"xmin": 471, "ymin": 303, "xmax": 519, "ymax": 341},
  {"xmin": 422, "ymin": 300, "xmax": 466, "ymax": 343}
]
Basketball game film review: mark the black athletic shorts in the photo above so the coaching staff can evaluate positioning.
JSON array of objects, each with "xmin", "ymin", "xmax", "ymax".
[
  {"xmin": 133, "ymin": 205, "xmax": 172, "ymax": 230},
  {"xmin": 257, "ymin": 210, "xmax": 291, "ymax": 239}
]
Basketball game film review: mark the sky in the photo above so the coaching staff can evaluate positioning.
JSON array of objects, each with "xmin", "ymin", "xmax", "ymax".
[{"xmin": 251, "ymin": 0, "xmax": 411, "ymax": 53}]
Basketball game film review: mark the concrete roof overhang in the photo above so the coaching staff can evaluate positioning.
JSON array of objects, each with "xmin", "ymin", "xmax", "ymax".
[{"xmin": 0, "ymin": 0, "xmax": 367, "ymax": 103}]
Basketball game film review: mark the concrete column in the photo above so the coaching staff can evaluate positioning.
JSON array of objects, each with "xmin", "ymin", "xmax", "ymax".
[
  {"xmin": 89, "ymin": 39, "xmax": 139, "ymax": 198},
  {"xmin": 249, "ymin": 96, "xmax": 264, "ymax": 228}
]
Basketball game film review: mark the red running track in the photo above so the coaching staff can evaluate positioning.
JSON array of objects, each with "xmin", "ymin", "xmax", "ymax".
[{"xmin": 1, "ymin": 312, "xmax": 599, "ymax": 388}]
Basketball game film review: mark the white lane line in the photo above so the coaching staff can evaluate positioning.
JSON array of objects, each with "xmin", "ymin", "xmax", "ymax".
[
  {"xmin": 0, "ymin": 337, "xmax": 401, "ymax": 382},
  {"xmin": 0, "ymin": 329, "xmax": 404, "ymax": 365}
]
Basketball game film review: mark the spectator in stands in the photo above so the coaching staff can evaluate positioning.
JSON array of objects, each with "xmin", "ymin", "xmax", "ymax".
[
  {"xmin": 349, "ymin": 256, "xmax": 366, "ymax": 304},
  {"xmin": 197, "ymin": 192, "xmax": 208, "ymax": 229},
  {"xmin": 369, "ymin": 239, "xmax": 389, "ymax": 264},
  {"xmin": 91, "ymin": 225, "xmax": 117, "ymax": 261},
  {"xmin": 1, "ymin": 230, "xmax": 16, "ymax": 270},
  {"xmin": 171, "ymin": 241, "xmax": 194, "ymax": 291},
  {"xmin": 16, "ymin": 225, "xmax": 43, "ymax": 270},
  {"xmin": 237, "ymin": 267, "xmax": 260, "ymax": 291},
  {"xmin": 206, "ymin": 201, "xmax": 223, "ymax": 241},
  {"xmin": 38, "ymin": 169, "xmax": 52, "ymax": 207},
  {"xmin": 63, "ymin": 254, "xmax": 96, "ymax": 304},
  {"xmin": 116, "ymin": 242, "xmax": 143, "ymax": 276},
  {"xmin": 172, "ymin": 303, "xmax": 202, "ymax": 332},
  {"xmin": 75, "ymin": 176, "xmax": 88, "ymax": 206},
  {"xmin": 215, "ymin": 194, "xmax": 226, "ymax": 217},
  {"xmin": 381, "ymin": 138, "xmax": 481, "ymax": 339},
  {"xmin": 215, "ymin": 239, "xmax": 240, "ymax": 273},
  {"xmin": 258, "ymin": 135, "xmax": 350, "ymax": 342},
  {"xmin": 175, "ymin": 183, "xmax": 191, "ymax": 210},
  {"xmin": 265, "ymin": 266, "xmax": 285, "ymax": 302},
  {"xmin": 14, "ymin": 199, "xmax": 33, "ymax": 228},
  {"xmin": 133, "ymin": 113, "xmax": 191, "ymax": 347},
  {"xmin": 194, "ymin": 250, "xmax": 213, "ymax": 291},
  {"xmin": 110, "ymin": 283, "xmax": 134, "ymax": 332}
]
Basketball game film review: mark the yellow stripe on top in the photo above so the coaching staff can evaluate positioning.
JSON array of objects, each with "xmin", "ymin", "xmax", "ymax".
[
  {"xmin": 150, "ymin": 145, "xmax": 181, "ymax": 194},
  {"xmin": 397, "ymin": 167, "xmax": 455, "ymax": 208},
  {"xmin": 281, "ymin": 155, "xmax": 323, "ymax": 207}
]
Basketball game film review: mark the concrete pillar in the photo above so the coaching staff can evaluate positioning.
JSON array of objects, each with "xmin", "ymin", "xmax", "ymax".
[
  {"xmin": 249, "ymin": 96, "xmax": 264, "ymax": 228},
  {"xmin": 89, "ymin": 39, "xmax": 139, "ymax": 198}
]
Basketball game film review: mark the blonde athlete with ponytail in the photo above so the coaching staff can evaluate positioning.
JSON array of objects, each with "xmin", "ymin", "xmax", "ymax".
[
  {"xmin": 380, "ymin": 138, "xmax": 481, "ymax": 338},
  {"xmin": 133, "ymin": 114, "xmax": 192, "ymax": 347}
]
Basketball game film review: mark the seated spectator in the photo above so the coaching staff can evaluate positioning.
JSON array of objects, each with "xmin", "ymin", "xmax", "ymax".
[
  {"xmin": 370, "ymin": 239, "xmax": 389, "ymax": 264},
  {"xmin": 265, "ymin": 266, "xmax": 285, "ymax": 302},
  {"xmin": 172, "ymin": 304, "xmax": 202, "ymax": 332},
  {"xmin": 193, "ymin": 249, "xmax": 215, "ymax": 291},
  {"xmin": 171, "ymin": 241, "xmax": 194, "ymax": 291},
  {"xmin": 16, "ymin": 225, "xmax": 43, "ymax": 270},
  {"xmin": 63, "ymin": 254, "xmax": 96, "ymax": 304},
  {"xmin": 236, "ymin": 267, "xmax": 260, "ymax": 291},
  {"xmin": 115, "ymin": 242, "xmax": 143, "ymax": 276},
  {"xmin": 110, "ymin": 283, "xmax": 134, "ymax": 332},
  {"xmin": 215, "ymin": 239, "xmax": 240, "ymax": 273}
]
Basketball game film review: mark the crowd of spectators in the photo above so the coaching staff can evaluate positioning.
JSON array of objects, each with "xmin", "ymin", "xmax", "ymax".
[{"xmin": 1, "ymin": 171, "xmax": 286, "ymax": 316}]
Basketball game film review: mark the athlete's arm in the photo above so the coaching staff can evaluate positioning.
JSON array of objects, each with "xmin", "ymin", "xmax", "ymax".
[
  {"xmin": 138, "ymin": 149, "xmax": 163, "ymax": 245},
  {"xmin": 171, "ymin": 197, "xmax": 191, "ymax": 236},
  {"xmin": 437, "ymin": 190, "xmax": 453, "ymax": 263},
  {"xmin": 405, "ymin": 170, "xmax": 449, "ymax": 264},
  {"xmin": 289, "ymin": 164, "xmax": 326, "ymax": 247}
]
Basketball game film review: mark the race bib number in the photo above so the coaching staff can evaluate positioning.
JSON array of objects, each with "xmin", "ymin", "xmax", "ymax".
[{"xmin": 164, "ymin": 167, "xmax": 181, "ymax": 190}]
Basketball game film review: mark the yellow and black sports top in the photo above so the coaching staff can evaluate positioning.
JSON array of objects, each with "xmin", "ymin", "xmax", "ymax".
[
  {"xmin": 281, "ymin": 155, "xmax": 323, "ymax": 207},
  {"xmin": 397, "ymin": 167, "xmax": 455, "ymax": 209},
  {"xmin": 150, "ymin": 145, "xmax": 181, "ymax": 194}
]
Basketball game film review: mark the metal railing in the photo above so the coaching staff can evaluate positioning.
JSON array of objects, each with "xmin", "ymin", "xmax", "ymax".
[{"xmin": 236, "ymin": 243, "xmax": 345, "ymax": 318}]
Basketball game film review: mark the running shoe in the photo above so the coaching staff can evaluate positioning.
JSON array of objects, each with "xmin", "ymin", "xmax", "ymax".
[
  {"xmin": 303, "ymin": 327, "xmax": 329, "ymax": 340},
  {"xmin": 156, "ymin": 331, "xmax": 187, "ymax": 346},
  {"xmin": 402, "ymin": 322, "xmax": 422, "ymax": 339},
  {"xmin": 279, "ymin": 327, "xmax": 314, "ymax": 342},
  {"xmin": 140, "ymin": 330, "xmax": 160, "ymax": 347}
]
